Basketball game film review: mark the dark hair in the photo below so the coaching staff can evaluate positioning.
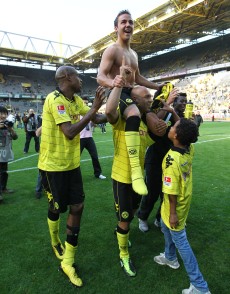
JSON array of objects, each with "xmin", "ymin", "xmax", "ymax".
[
  {"xmin": 173, "ymin": 92, "xmax": 187, "ymax": 107},
  {"xmin": 0, "ymin": 106, "xmax": 8, "ymax": 114},
  {"xmin": 114, "ymin": 10, "xmax": 131, "ymax": 27},
  {"xmin": 176, "ymin": 118, "xmax": 198, "ymax": 146}
]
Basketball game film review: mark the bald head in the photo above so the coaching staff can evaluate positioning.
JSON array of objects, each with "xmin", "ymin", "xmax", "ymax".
[
  {"xmin": 131, "ymin": 86, "xmax": 151, "ymax": 99},
  {"xmin": 131, "ymin": 86, "xmax": 153, "ymax": 113},
  {"xmin": 55, "ymin": 66, "xmax": 78, "ymax": 82},
  {"xmin": 55, "ymin": 65, "xmax": 82, "ymax": 96}
]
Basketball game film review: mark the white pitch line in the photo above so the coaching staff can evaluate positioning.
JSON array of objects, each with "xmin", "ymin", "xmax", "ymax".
[
  {"xmin": 8, "ymin": 155, "xmax": 113, "ymax": 173},
  {"xmin": 8, "ymin": 140, "xmax": 112, "ymax": 165},
  {"xmin": 7, "ymin": 136, "xmax": 230, "ymax": 173},
  {"xmin": 195, "ymin": 137, "xmax": 230, "ymax": 144},
  {"xmin": 8, "ymin": 167, "xmax": 38, "ymax": 173},
  {"xmin": 8, "ymin": 153, "xmax": 38, "ymax": 164},
  {"xmin": 95, "ymin": 139, "xmax": 113, "ymax": 144}
]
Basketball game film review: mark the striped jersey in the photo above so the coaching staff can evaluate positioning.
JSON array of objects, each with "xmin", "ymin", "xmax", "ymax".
[{"xmin": 38, "ymin": 90, "xmax": 89, "ymax": 171}]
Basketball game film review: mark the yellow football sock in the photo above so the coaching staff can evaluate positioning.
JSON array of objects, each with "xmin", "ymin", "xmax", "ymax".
[
  {"xmin": 117, "ymin": 231, "xmax": 129, "ymax": 259},
  {"xmin": 47, "ymin": 218, "xmax": 62, "ymax": 246},
  {"xmin": 61, "ymin": 241, "xmax": 77, "ymax": 266},
  {"xmin": 125, "ymin": 131, "xmax": 148, "ymax": 195},
  {"xmin": 131, "ymin": 167, "xmax": 148, "ymax": 195}
]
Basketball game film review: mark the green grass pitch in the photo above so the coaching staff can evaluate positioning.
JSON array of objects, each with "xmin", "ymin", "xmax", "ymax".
[{"xmin": 0, "ymin": 121, "xmax": 229, "ymax": 294}]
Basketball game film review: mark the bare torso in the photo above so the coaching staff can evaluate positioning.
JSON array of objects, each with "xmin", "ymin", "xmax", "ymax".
[{"xmin": 99, "ymin": 42, "xmax": 138, "ymax": 87}]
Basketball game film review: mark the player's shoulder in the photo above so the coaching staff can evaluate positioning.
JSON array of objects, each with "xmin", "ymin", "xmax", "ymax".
[
  {"xmin": 45, "ymin": 90, "xmax": 62, "ymax": 102},
  {"xmin": 130, "ymin": 48, "xmax": 138, "ymax": 56},
  {"xmin": 105, "ymin": 43, "xmax": 121, "ymax": 55}
]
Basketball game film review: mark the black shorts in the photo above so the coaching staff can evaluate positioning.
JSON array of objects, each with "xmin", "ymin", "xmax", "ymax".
[
  {"xmin": 112, "ymin": 179, "xmax": 142, "ymax": 222},
  {"xmin": 108, "ymin": 87, "xmax": 134, "ymax": 115},
  {"xmin": 40, "ymin": 167, "xmax": 85, "ymax": 213}
]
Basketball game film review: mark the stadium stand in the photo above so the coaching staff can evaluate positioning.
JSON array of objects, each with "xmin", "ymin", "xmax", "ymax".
[
  {"xmin": 140, "ymin": 34, "xmax": 230, "ymax": 79},
  {"xmin": 139, "ymin": 35, "xmax": 230, "ymax": 120},
  {"xmin": 0, "ymin": 35, "xmax": 229, "ymax": 119}
]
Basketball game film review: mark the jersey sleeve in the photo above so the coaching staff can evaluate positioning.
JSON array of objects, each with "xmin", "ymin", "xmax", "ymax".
[
  {"xmin": 77, "ymin": 96, "xmax": 90, "ymax": 116},
  {"xmin": 162, "ymin": 152, "xmax": 180, "ymax": 196}
]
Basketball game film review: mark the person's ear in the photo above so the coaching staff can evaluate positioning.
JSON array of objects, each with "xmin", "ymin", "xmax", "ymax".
[
  {"xmin": 132, "ymin": 96, "xmax": 136, "ymax": 102},
  {"xmin": 66, "ymin": 74, "xmax": 72, "ymax": 81}
]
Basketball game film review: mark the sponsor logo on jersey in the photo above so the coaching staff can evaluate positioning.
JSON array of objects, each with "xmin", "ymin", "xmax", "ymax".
[
  {"xmin": 70, "ymin": 114, "xmax": 80, "ymax": 121},
  {"xmin": 57, "ymin": 105, "xmax": 66, "ymax": 114},
  {"xmin": 165, "ymin": 154, "xmax": 174, "ymax": 168},
  {"xmin": 164, "ymin": 176, "xmax": 172, "ymax": 186}
]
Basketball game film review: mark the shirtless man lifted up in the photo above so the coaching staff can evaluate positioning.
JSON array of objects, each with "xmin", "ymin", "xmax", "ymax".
[{"xmin": 97, "ymin": 10, "xmax": 164, "ymax": 195}]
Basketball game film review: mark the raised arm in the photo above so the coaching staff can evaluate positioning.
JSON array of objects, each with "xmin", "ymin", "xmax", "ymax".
[
  {"xmin": 156, "ymin": 88, "xmax": 179, "ymax": 119},
  {"xmin": 105, "ymin": 56, "xmax": 131, "ymax": 124},
  {"xmin": 135, "ymin": 69, "xmax": 160, "ymax": 91},
  {"xmin": 158, "ymin": 99, "xmax": 180, "ymax": 123},
  {"xmin": 105, "ymin": 87, "xmax": 122, "ymax": 124},
  {"xmin": 146, "ymin": 112, "xmax": 167, "ymax": 137},
  {"xmin": 60, "ymin": 86, "xmax": 106, "ymax": 139}
]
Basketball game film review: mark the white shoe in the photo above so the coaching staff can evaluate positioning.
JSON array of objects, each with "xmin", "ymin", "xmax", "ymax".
[
  {"xmin": 138, "ymin": 218, "xmax": 149, "ymax": 232},
  {"xmin": 154, "ymin": 252, "xmax": 180, "ymax": 269},
  {"xmin": 182, "ymin": 283, "xmax": 211, "ymax": 294},
  {"xmin": 98, "ymin": 174, "xmax": 106, "ymax": 179}
]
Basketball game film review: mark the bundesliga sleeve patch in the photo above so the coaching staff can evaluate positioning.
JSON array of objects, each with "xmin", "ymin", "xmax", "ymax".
[
  {"xmin": 164, "ymin": 176, "xmax": 172, "ymax": 186},
  {"xmin": 57, "ymin": 105, "xmax": 66, "ymax": 114}
]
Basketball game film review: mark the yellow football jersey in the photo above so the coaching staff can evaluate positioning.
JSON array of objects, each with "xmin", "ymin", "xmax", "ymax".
[
  {"xmin": 161, "ymin": 144, "xmax": 194, "ymax": 231},
  {"xmin": 38, "ymin": 90, "xmax": 89, "ymax": 171}
]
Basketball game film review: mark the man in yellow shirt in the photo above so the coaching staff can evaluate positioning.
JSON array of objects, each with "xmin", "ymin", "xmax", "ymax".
[
  {"xmin": 105, "ymin": 60, "xmax": 173, "ymax": 277},
  {"xmin": 38, "ymin": 65, "xmax": 106, "ymax": 287}
]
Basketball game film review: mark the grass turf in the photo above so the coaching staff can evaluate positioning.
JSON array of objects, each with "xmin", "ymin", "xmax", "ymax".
[{"xmin": 0, "ymin": 121, "xmax": 229, "ymax": 293}]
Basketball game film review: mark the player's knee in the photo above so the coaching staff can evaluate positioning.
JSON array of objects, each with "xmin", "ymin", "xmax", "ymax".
[
  {"xmin": 48, "ymin": 204, "xmax": 60, "ymax": 215},
  {"xmin": 117, "ymin": 222, "xmax": 130, "ymax": 232},
  {"xmin": 69, "ymin": 203, "xmax": 84, "ymax": 215},
  {"xmin": 48, "ymin": 208, "xmax": 60, "ymax": 220}
]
